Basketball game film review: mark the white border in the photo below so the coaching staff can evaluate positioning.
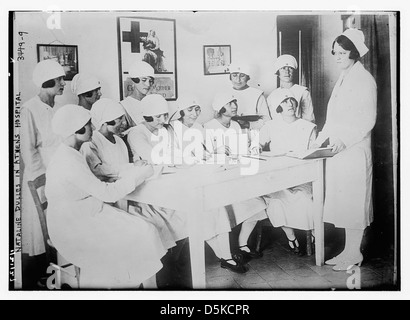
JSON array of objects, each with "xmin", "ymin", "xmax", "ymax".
[{"xmin": 2, "ymin": 0, "xmax": 408, "ymax": 301}]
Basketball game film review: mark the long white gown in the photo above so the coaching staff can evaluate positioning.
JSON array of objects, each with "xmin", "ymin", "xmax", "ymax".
[
  {"xmin": 315, "ymin": 62, "xmax": 377, "ymax": 230},
  {"xmin": 260, "ymin": 118, "xmax": 317, "ymax": 230},
  {"xmin": 46, "ymin": 143, "xmax": 166, "ymax": 289},
  {"xmin": 21, "ymin": 96, "xmax": 62, "ymax": 255}
]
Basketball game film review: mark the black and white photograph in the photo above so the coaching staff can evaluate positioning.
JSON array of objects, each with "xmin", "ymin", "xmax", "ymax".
[
  {"xmin": 7, "ymin": 7, "xmax": 403, "ymax": 300},
  {"xmin": 203, "ymin": 45, "xmax": 231, "ymax": 75}
]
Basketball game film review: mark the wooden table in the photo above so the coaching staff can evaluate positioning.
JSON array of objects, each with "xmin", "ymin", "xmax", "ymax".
[{"xmin": 125, "ymin": 156, "xmax": 325, "ymax": 288}]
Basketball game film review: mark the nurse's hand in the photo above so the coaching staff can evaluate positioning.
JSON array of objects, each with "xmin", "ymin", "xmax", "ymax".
[
  {"xmin": 329, "ymin": 137, "xmax": 346, "ymax": 153},
  {"xmin": 140, "ymin": 164, "xmax": 154, "ymax": 179},
  {"xmin": 134, "ymin": 160, "xmax": 148, "ymax": 167}
]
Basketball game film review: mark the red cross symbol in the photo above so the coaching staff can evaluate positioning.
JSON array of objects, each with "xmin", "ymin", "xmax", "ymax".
[{"xmin": 122, "ymin": 21, "xmax": 148, "ymax": 53}]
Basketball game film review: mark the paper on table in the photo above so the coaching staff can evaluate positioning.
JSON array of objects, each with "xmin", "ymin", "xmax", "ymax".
[{"xmin": 286, "ymin": 147, "xmax": 336, "ymax": 159}]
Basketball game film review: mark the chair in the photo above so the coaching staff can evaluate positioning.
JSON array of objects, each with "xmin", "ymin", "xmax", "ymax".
[
  {"xmin": 28, "ymin": 173, "xmax": 81, "ymax": 289},
  {"xmin": 254, "ymin": 218, "xmax": 314, "ymax": 256}
]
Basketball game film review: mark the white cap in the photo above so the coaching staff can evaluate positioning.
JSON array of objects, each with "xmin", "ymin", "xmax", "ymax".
[
  {"xmin": 129, "ymin": 60, "xmax": 155, "ymax": 78},
  {"xmin": 52, "ymin": 104, "xmax": 91, "ymax": 138},
  {"xmin": 171, "ymin": 94, "xmax": 201, "ymax": 120},
  {"xmin": 341, "ymin": 28, "xmax": 369, "ymax": 57},
  {"xmin": 141, "ymin": 94, "xmax": 169, "ymax": 116},
  {"xmin": 212, "ymin": 92, "xmax": 237, "ymax": 112},
  {"xmin": 90, "ymin": 98, "xmax": 125, "ymax": 130},
  {"xmin": 273, "ymin": 55, "xmax": 298, "ymax": 73},
  {"xmin": 269, "ymin": 88, "xmax": 298, "ymax": 111},
  {"xmin": 32, "ymin": 59, "xmax": 66, "ymax": 88},
  {"xmin": 228, "ymin": 62, "xmax": 251, "ymax": 77},
  {"xmin": 71, "ymin": 73, "xmax": 101, "ymax": 96}
]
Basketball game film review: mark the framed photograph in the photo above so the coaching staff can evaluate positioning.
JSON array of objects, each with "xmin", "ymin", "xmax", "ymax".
[
  {"xmin": 117, "ymin": 16, "xmax": 177, "ymax": 101},
  {"xmin": 37, "ymin": 44, "xmax": 79, "ymax": 81},
  {"xmin": 203, "ymin": 45, "xmax": 231, "ymax": 75}
]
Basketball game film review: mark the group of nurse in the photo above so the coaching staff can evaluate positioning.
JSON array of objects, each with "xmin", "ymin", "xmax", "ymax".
[{"xmin": 20, "ymin": 27, "xmax": 376, "ymax": 289}]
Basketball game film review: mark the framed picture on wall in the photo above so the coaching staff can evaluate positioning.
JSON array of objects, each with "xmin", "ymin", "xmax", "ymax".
[
  {"xmin": 203, "ymin": 45, "xmax": 231, "ymax": 75},
  {"xmin": 37, "ymin": 44, "xmax": 79, "ymax": 81},
  {"xmin": 117, "ymin": 16, "xmax": 177, "ymax": 101}
]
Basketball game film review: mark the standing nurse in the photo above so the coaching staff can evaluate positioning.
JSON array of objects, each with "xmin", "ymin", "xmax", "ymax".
[
  {"xmin": 267, "ymin": 54, "xmax": 315, "ymax": 123},
  {"xmin": 314, "ymin": 28, "xmax": 377, "ymax": 271},
  {"xmin": 21, "ymin": 59, "xmax": 66, "ymax": 257}
]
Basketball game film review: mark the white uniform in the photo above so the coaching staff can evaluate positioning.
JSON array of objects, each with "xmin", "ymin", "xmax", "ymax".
[
  {"xmin": 169, "ymin": 120, "xmax": 232, "ymax": 240},
  {"xmin": 45, "ymin": 144, "xmax": 166, "ymax": 288},
  {"xmin": 21, "ymin": 96, "xmax": 62, "ymax": 255},
  {"xmin": 230, "ymin": 87, "xmax": 270, "ymax": 118},
  {"xmin": 81, "ymin": 131, "xmax": 132, "ymax": 182},
  {"xmin": 127, "ymin": 123, "xmax": 188, "ymax": 242},
  {"xmin": 315, "ymin": 62, "xmax": 377, "ymax": 230},
  {"xmin": 267, "ymin": 84, "xmax": 315, "ymax": 123},
  {"xmin": 82, "ymin": 131, "xmax": 179, "ymax": 250},
  {"xmin": 204, "ymin": 119, "xmax": 267, "ymax": 226},
  {"xmin": 260, "ymin": 118, "xmax": 317, "ymax": 230}
]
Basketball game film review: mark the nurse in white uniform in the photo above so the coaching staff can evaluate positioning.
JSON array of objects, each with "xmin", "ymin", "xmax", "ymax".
[
  {"xmin": 21, "ymin": 59, "xmax": 66, "ymax": 257},
  {"xmin": 71, "ymin": 73, "xmax": 102, "ymax": 110},
  {"xmin": 169, "ymin": 94, "xmax": 248, "ymax": 273},
  {"xmin": 46, "ymin": 104, "xmax": 166, "ymax": 289},
  {"xmin": 314, "ymin": 28, "xmax": 377, "ymax": 271},
  {"xmin": 83, "ymin": 97, "xmax": 178, "ymax": 251},
  {"xmin": 260, "ymin": 89, "xmax": 317, "ymax": 255},
  {"xmin": 267, "ymin": 54, "xmax": 315, "ymax": 123},
  {"xmin": 204, "ymin": 92, "xmax": 267, "ymax": 260},
  {"xmin": 228, "ymin": 62, "xmax": 271, "ymax": 129},
  {"xmin": 127, "ymin": 94, "xmax": 188, "ymax": 246},
  {"xmin": 80, "ymin": 98, "xmax": 135, "ymax": 210}
]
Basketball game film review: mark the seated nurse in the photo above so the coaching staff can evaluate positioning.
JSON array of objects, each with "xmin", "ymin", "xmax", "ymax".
[
  {"xmin": 169, "ymin": 94, "xmax": 248, "ymax": 273},
  {"xmin": 260, "ymin": 89, "xmax": 317, "ymax": 255},
  {"xmin": 204, "ymin": 92, "xmax": 267, "ymax": 261},
  {"xmin": 127, "ymin": 94, "xmax": 189, "ymax": 251},
  {"xmin": 45, "ymin": 104, "xmax": 166, "ymax": 289}
]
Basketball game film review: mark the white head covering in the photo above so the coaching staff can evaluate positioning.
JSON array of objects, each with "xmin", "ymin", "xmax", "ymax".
[
  {"xmin": 71, "ymin": 73, "xmax": 101, "ymax": 96},
  {"xmin": 32, "ymin": 59, "xmax": 66, "ymax": 88},
  {"xmin": 52, "ymin": 104, "xmax": 91, "ymax": 138},
  {"xmin": 269, "ymin": 88, "xmax": 298, "ymax": 111},
  {"xmin": 228, "ymin": 62, "xmax": 251, "ymax": 77},
  {"xmin": 170, "ymin": 94, "xmax": 200, "ymax": 121},
  {"xmin": 129, "ymin": 60, "xmax": 155, "ymax": 78},
  {"xmin": 341, "ymin": 28, "xmax": 369, "ymax": 57},
  {"xmin": 141, "ymin": 94, "xmax": 169, "ymax": 116},
  {"xmin": 212, "ymin": 92, "xmax": 237, "ymax": 112},
  {"xmin": 273, "ymin": 54, "xmax": 298, "ymax": 73},
  {"xmin": 90, "ymin": 98, "xmax": 125, "ymax": 130}
]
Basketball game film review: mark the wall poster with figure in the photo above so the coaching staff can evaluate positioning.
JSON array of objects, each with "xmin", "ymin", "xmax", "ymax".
[{"xmin": 117, "ymin": 16, "xmax": 177, "ymax": 100}]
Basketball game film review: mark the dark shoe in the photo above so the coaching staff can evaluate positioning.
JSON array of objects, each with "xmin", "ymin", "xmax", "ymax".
[
  {"xmin": 220, "ymin": 258, "xmax": 248, "ymax": 274},
  {"xmin": 239, "ymin": 245, "xmax": 263, "ymax": 260},
  {"xmin": 287, "ymin": 237, "xmax": 302, "ymax": 255}
]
